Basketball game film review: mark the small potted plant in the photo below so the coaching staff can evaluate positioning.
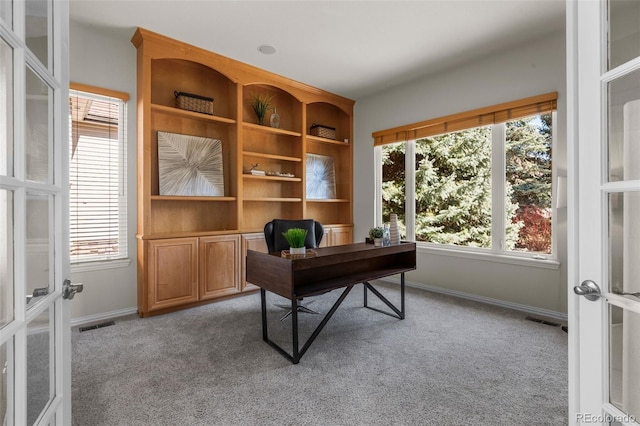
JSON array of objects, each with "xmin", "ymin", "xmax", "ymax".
[
  {"xmin": 282, "ymin": 228, "xmax": 308, "ymax": 255},
  {"xmin": 369, "ymin": 227, "xmax": 384, "ymax": 247},
  {"xmin": 251, "ymin": 93, "xmax": 273, "ymax": 126}
]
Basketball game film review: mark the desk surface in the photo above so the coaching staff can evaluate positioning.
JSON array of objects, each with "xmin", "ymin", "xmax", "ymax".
[{"xmin": 246, "ymin": 242, "xmax": 416, "ymax": 299}]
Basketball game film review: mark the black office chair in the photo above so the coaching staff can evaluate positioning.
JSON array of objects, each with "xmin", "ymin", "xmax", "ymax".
[{"xmin": 264, "ymin": 219, "xmax": 324, "ymax": 320}]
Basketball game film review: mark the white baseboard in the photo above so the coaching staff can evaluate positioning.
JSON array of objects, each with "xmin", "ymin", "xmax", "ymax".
[
  {"xmin": 71, "ymin": 307, "xmax": 138, "ymax": 328},
  {"xmin": 376, "ymin": 277, "xmax": 568, "ymax": 323}
]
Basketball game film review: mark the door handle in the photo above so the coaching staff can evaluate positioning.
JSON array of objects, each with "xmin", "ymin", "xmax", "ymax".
[
  {"xmin": 573, "ymin": 280, "xmax": 602, "ymax": 301},
  {"xmin": 26, "ymin": 287, "xmax": 49, "ymax": 304},
  {"xmin": 63, "ymin": 279, "xmax": 83, "ymax": 300}
]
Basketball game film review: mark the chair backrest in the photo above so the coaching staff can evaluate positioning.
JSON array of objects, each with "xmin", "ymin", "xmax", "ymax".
[{"xmin": 264, "ymin": 219, "xmax": 324, "ymax": 253}]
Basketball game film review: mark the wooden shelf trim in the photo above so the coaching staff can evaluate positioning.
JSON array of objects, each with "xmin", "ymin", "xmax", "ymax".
[
  {"xmin": 306, "ymin": 135, "xmax": 350, "ymax": 145},
  {"xmin": 243, "ymin": 151, "xmax": 302, "ymax": 162},
  {"xmin": 242, "ymin": 174, "xmax": 301, "ymax": 182},
  {"xmin": 243, "ymin": 122, "xmax": 302, "ymax": 137},
  {"xmin": 151, "ymin": 104, "xmax": 236, "ymax": 124},
  {"xmin": 306, "ymin": 198, "xmax": 350, "ymax": 203},
  {"xmin": 243, "ymin": 197, "xmax": 302, "ymax": 202},
  {"xmin": 151, "ymin": 195, "xmax": 237, "ymax": 202}
]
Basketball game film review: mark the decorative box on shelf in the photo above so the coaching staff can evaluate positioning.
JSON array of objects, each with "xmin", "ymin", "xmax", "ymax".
[
  {"xmin": 310, "ymin": 123, "xmax": 336, "ymax": 140},
  {"xmin": 174, "ymin": 91, "xmax": 214, "ymax": 115}
]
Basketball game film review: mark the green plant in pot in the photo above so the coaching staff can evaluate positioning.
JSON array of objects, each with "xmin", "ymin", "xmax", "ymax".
[
  {"xmin": 251, "ymin": 93, "xmax": 273, "ymax": 125},
  {"xmin": 369, "ymin": 226, "xmax": 384, "ymax": 246},
  {"xmin": 282, "ymin": 228, "xmax": 308, "ymax": 255}
]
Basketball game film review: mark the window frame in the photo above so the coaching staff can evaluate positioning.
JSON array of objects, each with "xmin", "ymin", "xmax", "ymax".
[
  {"xmin": 68, "ymin": 83, "xmax": 128, "ymax": 267},
  {"xmin": 375, "ymin": 111, "xmax": 559, "ymax": 269}
]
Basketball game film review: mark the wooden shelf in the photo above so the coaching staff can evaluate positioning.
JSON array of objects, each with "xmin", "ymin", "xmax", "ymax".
[
  {"xmin": 151, "ymin": 195, "xmax": 237, "ymax": 202},
  {"xmin": 243, "ymin": 122, "xmax": 301, "ymax": 137},
  {"xmin": 243, "ymin": 151, "xmax": 302, "ymax": 162},
  {"xmin": 244, "ymin": 197, "xmax": 302, "ymax": 202},
  {"xmin": 242, "ymin": 174, "xmax": 301, "ymax": 182},
  {"xmin": 306, "ymin": 135, "xmax": 349, "ymax": 145},
  {"xmin": 307, "ymin": 198, "xmax": 350, "ymax": 203},
  {"xmin": 151, "ymin": 104, "xmax": 236, "ymax": 124}
]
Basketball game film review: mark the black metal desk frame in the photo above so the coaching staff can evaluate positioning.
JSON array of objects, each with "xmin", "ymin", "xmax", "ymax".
[
  {"xmin": 248, "ymin": 242, "xmax": 416, "ymax": 364},
  {"xmin": 260, "ymin": 274, "xmax": 406, "ymax": 364}
]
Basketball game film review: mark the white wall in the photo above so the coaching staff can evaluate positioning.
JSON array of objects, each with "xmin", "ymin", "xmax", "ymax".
[
  {"xmin": 354, "ymin": 31, "xmax": 568, "ymax": 316},
  {"xmin": 69, "ymin": 22, "xmax": 138, "ymax": 322}
]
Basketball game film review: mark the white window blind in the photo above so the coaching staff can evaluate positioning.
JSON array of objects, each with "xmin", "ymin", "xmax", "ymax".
[{"xmin": 69, "ymin": 87, "xmax": 127, "ymax": 263}]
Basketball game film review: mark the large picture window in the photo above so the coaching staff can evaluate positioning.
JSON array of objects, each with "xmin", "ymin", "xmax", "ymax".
[
  {"xmin": 69, "ymin": 85, "xmax": 128, "ymax": 263},
  {"xmin": 376, "ymin": 93, "xmax": 557, "ymax": 260}
]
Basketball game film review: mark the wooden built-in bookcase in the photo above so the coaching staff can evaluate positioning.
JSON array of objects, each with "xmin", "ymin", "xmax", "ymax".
[{"xmin": 132, "ymin": 28, "xmax": 354, "ymax": 316}]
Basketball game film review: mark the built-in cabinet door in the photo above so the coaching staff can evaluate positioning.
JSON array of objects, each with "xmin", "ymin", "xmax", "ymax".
[
  {"xmin": 200, "ymin": 235, "xmax": 241, "ymax": 299},
  {"xmin": 241, "ymin": 233, "xmax": 267, "ymax": 291},
  {"xmin": 147, "ymin": 238, "xmax": 199, "ymax": 311},
  {"xmin": 319, "ymin": 228, "xmax": 331, "ymax": 248},
  {"xmin": 329, "ymin": 227, "xmax": 353, "ymax": 246},
  {"xmin": 318, "ymin": 226, "xmax": 353, "ymax": 247}
]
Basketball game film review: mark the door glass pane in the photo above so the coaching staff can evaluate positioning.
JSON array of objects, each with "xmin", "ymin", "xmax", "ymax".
[
  {"xmin": 25, "ymin": 0, "xmax": 49, "ymax": 68},
  {"xmin": 26, "ymin": 193, "xmax": 50, "ymax": 308},
  {"xmin": 607, "ymin": 68, "xmax": 640, "ymax": 183},
  {"xmin": 0, "ymin": 37, "xmax": 13, "ymax": 177},
  {"xmin": 27, "ymin": 306, "xmax": 53, "ymax": 425},
  {"xmin": 608, "ymin": 192, "xmax": 640, "ymax": 295},
  {"xmin": 608, "ymin": 0, "xmax": 640, "ymax": 70},
  {"xmin": 0, "ymin": 1, "xmax": 11, "ymax": 28},
  {"xmin": 1, "ymin": 190, "xmax": 14, "ymax": 328},
  {"xmin": 609, "ymin": 305, "xmax": 640, "ymax": 422},
  {"xmin": 1, "ymin": 338, "xmax": 13, "ymax": 425},
  {"xmin": 25, "ymin": 66, "xmax": 50, "ymax": 184}
]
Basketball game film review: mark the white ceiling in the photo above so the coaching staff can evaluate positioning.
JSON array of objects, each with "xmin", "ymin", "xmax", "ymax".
[{"xmin": 69, "ymin": 0, "xmax": 565, "ymax": 100}]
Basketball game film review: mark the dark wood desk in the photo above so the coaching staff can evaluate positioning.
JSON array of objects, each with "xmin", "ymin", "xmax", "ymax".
[{"xmin": 246, "ymin": 242, "xmax": 417, "ymax": 363}]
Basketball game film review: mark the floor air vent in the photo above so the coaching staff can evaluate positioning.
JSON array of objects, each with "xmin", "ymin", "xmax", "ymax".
[
  {"xmin": 79, "ymin": 321, "xmax": 115, "ymax": 332},
  {"xmin": 525, "ymin": 316, "xmax": 561, "ymax": 327}
]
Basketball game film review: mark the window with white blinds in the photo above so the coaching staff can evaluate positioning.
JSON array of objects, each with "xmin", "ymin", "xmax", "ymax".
[{"xmin": 69, "ymin": 85, "xmax": 127, "ymax": 263}]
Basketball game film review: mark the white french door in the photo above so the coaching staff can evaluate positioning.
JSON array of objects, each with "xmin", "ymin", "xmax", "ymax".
[
  {"xmin": 569, "ymin": 0, "xmax": 640, "ymax": 425},
  {"xmin": 0, "ymin": 1, "xmax": 74, "ymax": 425}
]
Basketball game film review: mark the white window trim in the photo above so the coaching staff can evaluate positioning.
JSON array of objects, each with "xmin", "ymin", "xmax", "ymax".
[
  {"xmin": 68, "ymin": 89, "xmax": 128, "ymax": 265},
  {"xmin": 375, "ymin": 111, "xmax": 559, "ymax": 268}
]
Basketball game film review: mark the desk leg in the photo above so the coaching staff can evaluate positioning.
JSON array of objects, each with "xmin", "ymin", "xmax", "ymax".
[
  {"xmin": 260, "ymin": 286, "xmax": 353, "ymax": 364},
  {"xmin": 363, "ymin": 284, "xmax": 368, "ymax": 308},
  {"xmin": 291, "ymin": 298, "xmax": 300, "ymax": 364},
  {"xmin": 401, "ymin": 272, "xmax": 405, "ymax": 319},
  {"xmin": 362, "ymin": 272, "xmax": 405, "ymax": 320},
  {"xmin": 261, "ymin": 288, "xmax": 268, "ymax": 341}
]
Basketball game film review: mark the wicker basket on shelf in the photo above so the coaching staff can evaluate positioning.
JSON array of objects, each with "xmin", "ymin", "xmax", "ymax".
[
  {"xmin": 174, "ymin": 91, "xmax": 214, "ymax": 115},
  {"xmin": 310, "ymin": 123, "xmax": 336, "ymax": 140}
]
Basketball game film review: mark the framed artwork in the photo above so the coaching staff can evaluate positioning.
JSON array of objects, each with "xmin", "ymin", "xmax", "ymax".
[
  {"xmin": 306, "ymin": 153, "xmax": 336, "ymax": 199},
  {"xmin": 157, "ymin": 131, "xmax": 224, "ymax": 196}
]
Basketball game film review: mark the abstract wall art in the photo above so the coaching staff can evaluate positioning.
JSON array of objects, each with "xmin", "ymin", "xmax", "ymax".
[
  {"xmin": 157, "ymin": 131, "xmax": 224, "ymax": 196},
  {"xmin": 306, "ymin": 153, "xmax": 336, "ymax": 199}
]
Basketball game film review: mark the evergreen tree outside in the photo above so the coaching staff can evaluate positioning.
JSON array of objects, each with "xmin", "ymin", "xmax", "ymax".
[
  {"xmin": 381, "ymin": 142, "xmax": 406, "ymax": 235},
  {"xmin": 381, "ymin": 114, "xmax": 552, "ymax": 253},
  {"xmin": 506, "ymin": 113, "xmax": 553, "ymax": 253}
]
